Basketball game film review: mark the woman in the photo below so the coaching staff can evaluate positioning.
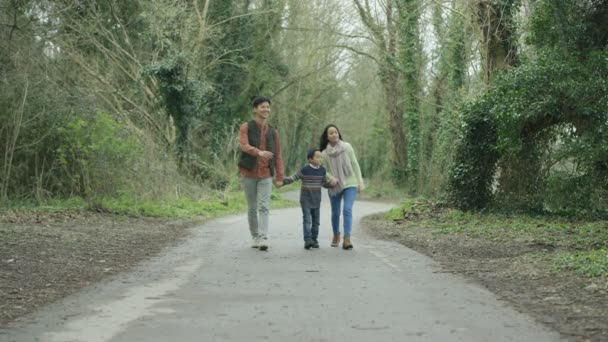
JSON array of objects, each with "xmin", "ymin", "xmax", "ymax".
[{"xmin": 320, "ymin": 124, "xmax": 364, "ymax": 250}]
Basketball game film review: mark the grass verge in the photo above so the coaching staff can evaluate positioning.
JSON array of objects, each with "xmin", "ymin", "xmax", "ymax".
[
  {"xmin": 384, "ymin": 197, "xmax": 608, "ymax": 278},
  {"xmin": 1, "ymin": 190, "xmax": 297, "ymax": 222}
]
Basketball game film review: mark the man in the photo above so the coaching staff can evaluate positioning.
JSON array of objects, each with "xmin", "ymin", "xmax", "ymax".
[{"xmin": 238, "ymin": 96, "xmax": 284, "ymax": 251}]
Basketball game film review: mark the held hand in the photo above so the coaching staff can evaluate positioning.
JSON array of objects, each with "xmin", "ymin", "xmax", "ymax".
[
  {"xmin": 358, "ymin": 184, "xmax": 365, "ymax": 193},
  {"xmin": 258, "ymin": 150, "xmax": 274, "ymax": 160},
  {"xmin": 274, "ymin": 180, "xmax": 283, "ymax": 187},
  {"xmin": 328, "ymin": 176, "xmax": 338, "ymax": 187}
]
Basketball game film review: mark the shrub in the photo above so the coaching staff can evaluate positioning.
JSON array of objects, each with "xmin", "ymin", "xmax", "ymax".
[{"xmin": 55, "ymin": 113, "xmax": 142, "ymax": 198}]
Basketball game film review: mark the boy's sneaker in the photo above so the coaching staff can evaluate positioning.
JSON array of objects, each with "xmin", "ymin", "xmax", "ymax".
[
  {"xmin": 259, "ymin": 239, "xmax": 269, "ymax": 251},
  {"xmin": 251, "ymin": 238, "xmax": 260, "ymax": 248},
  {"xmin": 311, "ymin": 240, "xmax": 320, "ymax": 248},
  {"xmin": 304, "ymin": 240, "xmax": 314, "ymax": 250}
]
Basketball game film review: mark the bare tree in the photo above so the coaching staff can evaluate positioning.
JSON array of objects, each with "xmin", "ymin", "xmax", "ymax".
[{"xmin": 352, "ymin": 0, "xmax": 410, "ymax": 183}]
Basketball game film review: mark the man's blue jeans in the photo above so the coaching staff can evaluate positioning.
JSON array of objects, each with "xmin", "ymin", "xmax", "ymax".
[
  {"xmin": 302, "ymin": 207, "xmax": 320, "ymax": 241},
  {"xmin": 328, "ymin": 187, "xmax": 357, "ymax": 237}
]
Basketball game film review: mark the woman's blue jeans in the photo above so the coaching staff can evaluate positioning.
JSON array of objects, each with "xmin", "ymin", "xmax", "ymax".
[{"xmin": 328, "ymin": 187, "xmax": 357, "ymax": 237}]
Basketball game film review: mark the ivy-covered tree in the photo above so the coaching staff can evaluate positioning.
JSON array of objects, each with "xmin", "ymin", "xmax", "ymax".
[{"xmin": 449, "ymin": 0, "xmax": 608, "ymax": 212}]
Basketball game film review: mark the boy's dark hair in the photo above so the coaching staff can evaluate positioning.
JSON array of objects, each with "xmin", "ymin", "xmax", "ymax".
[
  {"xmin": 252, "ymin": 96, "xmax": 271, "ymax": 108},
  {"xmin": 307, "ymin": 148, "xmax": 320, "ymax": 160}
]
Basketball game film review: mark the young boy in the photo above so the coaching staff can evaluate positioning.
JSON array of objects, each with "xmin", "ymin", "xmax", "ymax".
[{"xmin": 279, "ymin": 148, "xmax": 336, "ymax": 249}]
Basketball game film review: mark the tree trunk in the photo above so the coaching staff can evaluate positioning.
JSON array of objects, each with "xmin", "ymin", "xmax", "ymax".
[
  {"xmin": 475, "ymin": 0, "xmax": 519, "ymax": 84},
  {"xmin": 380, "ymin": 65, "xmax": 408, "ymax": 181},
  {"xmin": 397, "ymin": 0, "xmax": 421, "ymax": 188}
]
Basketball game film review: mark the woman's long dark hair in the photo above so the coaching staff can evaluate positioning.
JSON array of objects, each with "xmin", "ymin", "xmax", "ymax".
[{"xmin": 319, "ymin": 124, "xmax": 343, "ymax": 151}]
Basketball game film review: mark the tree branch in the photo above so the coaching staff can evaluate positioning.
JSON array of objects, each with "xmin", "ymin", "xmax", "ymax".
[
  {"xmin": 208, "ymin": 10, "xmax": 275, "ymax": 29},
  {"xmin": 194, "ymin": 0, "xmax": 211, "ymax": 43},
  {"xmin": 352, "ymin": 0, "xmax": 387, "ymax": 52},
  {"xmin": 271, "ymin": 58, "xmax": 339, "ymax": 98},
  {"xmin": 327, "ymin": 44, "xmax": 378, "ymax": 63},
  {"xmin": 279, "ymin": 26, "xmax": 372, "ymax": 41},
  {"xmin": 430, "ymin": 0, "xmax": 467, "ymax": 19}
]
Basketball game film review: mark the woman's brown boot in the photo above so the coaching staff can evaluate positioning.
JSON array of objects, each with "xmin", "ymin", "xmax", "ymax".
[
  {"xmin": 331, "ymin": 234, "xmax": 340, "ymax": 247},
  {"xmin": 342, "ymin": 236, "xmax": 353, "ymax": 250}
]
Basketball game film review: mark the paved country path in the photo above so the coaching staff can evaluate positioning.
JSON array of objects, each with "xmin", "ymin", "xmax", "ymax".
[{"xmin": 0, "ymin": 192, "xmax": 562, "ymax": 342}]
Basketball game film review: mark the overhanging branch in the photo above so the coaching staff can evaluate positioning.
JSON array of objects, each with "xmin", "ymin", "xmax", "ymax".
[
  {"xmin": 279, "ymin": 26, "xmax": 372, "ymax": 41},
  {"xmin": 329, "ymin": 44, "xmax": 379, "ymax": 63}
]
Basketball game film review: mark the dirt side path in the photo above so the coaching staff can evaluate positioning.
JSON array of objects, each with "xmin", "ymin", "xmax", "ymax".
[
  {"xmin": 0, "ymin": 210, "xmax": 199, "ymax": 326},
  {"xmin": 363, "ymin": 214, "xmax": 608, "ymax": 342}
]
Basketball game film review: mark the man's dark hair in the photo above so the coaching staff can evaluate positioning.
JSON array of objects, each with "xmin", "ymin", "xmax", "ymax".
[
  {"xmin": 307, "ymin": 147, "xmax": 320, "ymax": 160},
  {"xmin": 252, "ymin": 96, "xmax": 271, "ymax": 108}
]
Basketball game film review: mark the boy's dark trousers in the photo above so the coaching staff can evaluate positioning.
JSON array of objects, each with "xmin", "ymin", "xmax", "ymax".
[{"xmin": 302, "ymin": 206, "xmax": 320, "ymax": 241}]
